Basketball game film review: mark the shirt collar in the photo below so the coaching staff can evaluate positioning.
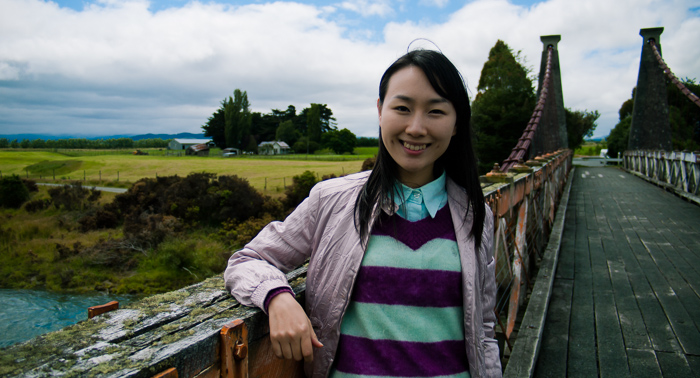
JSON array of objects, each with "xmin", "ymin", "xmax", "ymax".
[{"xmin": 393, "ymin": 171, "xmax": 448, "ymax": 218}]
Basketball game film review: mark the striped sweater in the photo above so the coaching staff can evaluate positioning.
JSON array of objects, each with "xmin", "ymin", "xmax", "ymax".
[{"xmin": 330, "ymin": 205, "xmax": 470, "ymax": 378}]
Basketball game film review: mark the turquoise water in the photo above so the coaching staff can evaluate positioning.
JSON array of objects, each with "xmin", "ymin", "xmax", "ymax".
[{"xmin": 0, "ymin": 289, "xmax": 134, "ymax": 348}]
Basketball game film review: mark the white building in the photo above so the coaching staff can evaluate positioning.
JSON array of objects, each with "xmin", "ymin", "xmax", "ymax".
[
  {"xmin": 168, "ymin": 139, "xmax": 213, "ymax": 151},
  {"xmin": 258, "ymin": 141, "xmax": 291, "ymax": 155}
]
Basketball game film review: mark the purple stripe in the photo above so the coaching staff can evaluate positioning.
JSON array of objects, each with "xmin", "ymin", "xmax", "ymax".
[
  {"xmin": 335, "ymin": 334, "xmax": 468, "ymax": 376},
  {"xmin": 373, "ymin": 206, "xmax": 456, "ymax": 250},
  {"xmin": 352, "ymin": 266, "xmax": 462, "ymax": 307}
]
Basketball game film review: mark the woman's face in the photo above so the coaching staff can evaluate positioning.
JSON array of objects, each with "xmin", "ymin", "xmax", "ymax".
[{"xmin": 379, "ymin": 66, "xmax": 457, "ymax": 188}]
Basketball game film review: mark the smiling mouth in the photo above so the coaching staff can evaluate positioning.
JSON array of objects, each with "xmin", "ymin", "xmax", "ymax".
[{"xmin": 402, "ymin": 141, "xmax": 428, "ymax": 151}]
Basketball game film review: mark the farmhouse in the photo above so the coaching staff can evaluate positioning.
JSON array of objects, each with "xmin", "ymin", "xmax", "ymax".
[
  {"xmin": 258, "ymin": 141, "xmax": 291, "ymax": 155},
  {"xmin": 168, "ymin": 138, "xmax": 213, "ymax": 151}
]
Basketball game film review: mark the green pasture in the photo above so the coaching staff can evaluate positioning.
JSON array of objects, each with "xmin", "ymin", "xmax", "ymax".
[{"xmin": 0, "ymin": 149, "xmax": 376, "ymax": 196}]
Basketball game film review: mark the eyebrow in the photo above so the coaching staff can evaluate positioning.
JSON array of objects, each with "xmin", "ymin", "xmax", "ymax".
[{"xmin": 392, "ymin": 94, "xmax": 450, "ymax": 104}]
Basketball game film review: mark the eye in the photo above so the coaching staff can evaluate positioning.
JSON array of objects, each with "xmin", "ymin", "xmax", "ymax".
[
  {"xmin": 394, "ymin": 106, "xmax": 410, "ymax": 113},
  {"xmin": 429, "ymin": 109, "xmax": 446, "ymax": 115}
]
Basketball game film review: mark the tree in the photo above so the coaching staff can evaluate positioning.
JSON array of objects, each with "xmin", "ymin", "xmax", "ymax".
[
  {"xmin": 202, "ymin": 100, "xmax": 226, "ymax": 148},
  {"xmin": 302, "ymin": 103, "xmax": 336, "ymax": 143},
  {"xmin": 565, "ymin": 109, "xmax": 600, "ymax": 151},
  {"xmin": 667, "ymin": 78, "xmax": 700, "ymax": 150},
  {"xmin": 276, "ymin": 120, "xmax": 299, "ymax": 146},
  {"xmin": 0, "ymin": 175, "xmax": 30, "ymax": 209},
  {"xmin": 607, "ymin": 116, "xmax": 631, "ymax": 158},
  {"xmin": 224, "ymin": 89, "xmax": 253, "ymax": 149},
  {"xmin": 322, "ymin": 128, "xmax": 357, "ymax": 154},
  {"xmin": 306, "ymin": 104, "xmax": 322, "ymax": 143},
  {"xmin": 472, "ymin": 40, "xmax": 537, "ymax": 174}
]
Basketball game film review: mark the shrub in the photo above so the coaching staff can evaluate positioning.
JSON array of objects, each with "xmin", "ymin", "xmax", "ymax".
[
  {"xmin": 114, "ymin": 173, "xmax": 266, "ymax": 228},
  {"xmin": 21, "ymin": 179, "xmax": 38, "ymax": 192},
  {"xmin": 0, "ymin": 175, "xmax": 30, "ymax": 208},
  {"xmin": 78, "ymin": 208, "xmax": 120, "ymax": 231},
  {"xmin": 48, "ymin": 182, "xmax": 100, "ymax": 211},
  {"xmin": 361, "ymin": 157, "xmax": 376, "ymax": 171},
  {"xmin": 24, "ymin": 199, "xmax": 50, "ymax": 212},
  {"xmin": 284, "ymin": 171, "xmax": 318, "ymax": 209}
]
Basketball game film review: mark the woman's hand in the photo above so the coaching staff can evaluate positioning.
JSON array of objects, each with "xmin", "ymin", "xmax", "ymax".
[{"xmin": 267, "ymin": 292, "xmax": 323, "ymax": 362}]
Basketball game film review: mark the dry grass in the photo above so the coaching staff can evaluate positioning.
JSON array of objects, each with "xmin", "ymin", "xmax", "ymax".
[{"xmin": 0, "ymin": 151, "xmax": 364, "ymax": 196}]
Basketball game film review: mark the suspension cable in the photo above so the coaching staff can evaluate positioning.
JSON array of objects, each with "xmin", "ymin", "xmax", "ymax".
[
  {"xmin": 649, "ymin": 39, "xmax": 700, "ymax": 108},
  {"xmin": 500, "ymin": 46, "xmax": 553, "ymax": 172}
]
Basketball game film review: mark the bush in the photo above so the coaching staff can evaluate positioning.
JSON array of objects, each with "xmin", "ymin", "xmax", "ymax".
[
  {"xmin": 79, "ymin": 208, "xmax": 120, "ymax": 231},
  {"xmin": 24, "ymin": 199, "xmax": 50, "ymax": 212},
  {"xmin": 362, "ymin": 157, "xmax": 376, "ymax": 171},
  {"xmin": 284, "ymin": 171, "xmax": 318, "ymax": 209},
  {"xmin": 48, "ymin": 182, "xmax": 100, "ymax": 211},
  {"xmin": 0, "ymin": 175, "xmax": 30, "ymax": 208},
  {"xmin": 21, "ymin": 179, "xmax": 38, "ymax": 192},
  {"xmin": 114, "ymin": 173, "xmax": 266, "ymax": 228}
]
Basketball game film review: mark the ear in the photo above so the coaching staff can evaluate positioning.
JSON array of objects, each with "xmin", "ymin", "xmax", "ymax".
[
  {"xmin": 377, "ymin": 98, "xmax": 382, "ymax": 124},
  {"xmin": 452, "ymin": 123, "xmax": 457, "ymax": 136}
]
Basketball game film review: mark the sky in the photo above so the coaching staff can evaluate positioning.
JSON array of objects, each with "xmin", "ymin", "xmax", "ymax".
[{"xmin": 0, "ymin": 0, "xmax": 699, "ymax": 140}]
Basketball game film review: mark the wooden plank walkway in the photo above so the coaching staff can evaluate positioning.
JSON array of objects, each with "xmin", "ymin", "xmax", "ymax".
[{"xmin": 534, "ymin": 166, "xmax": 700, "ymax": 378}]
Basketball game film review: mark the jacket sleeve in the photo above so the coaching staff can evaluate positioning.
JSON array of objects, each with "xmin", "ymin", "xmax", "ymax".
[
  {"xmin": 481, "ymin": 208, "xmax": 503, "ymax": 377},
  {"xmin": 224, "ymin": 184, "xmax": 321, "ymax": 312}
]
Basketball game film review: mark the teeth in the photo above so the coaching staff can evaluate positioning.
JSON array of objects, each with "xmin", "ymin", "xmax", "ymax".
[{"xmin": 403, "ymin": 142, "xmax": 426, "ymax": 151}]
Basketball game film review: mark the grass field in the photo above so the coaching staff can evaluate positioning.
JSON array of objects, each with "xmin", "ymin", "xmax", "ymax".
[{"xmin": 0, "ymin": 148, "xmax": 378, "ymax": 196}]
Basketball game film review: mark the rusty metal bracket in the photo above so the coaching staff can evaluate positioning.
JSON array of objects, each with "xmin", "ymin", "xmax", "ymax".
[
  {"xmin": 152, "ymin": 367, "xmax": 178, "ymax": 378},
  {"xmin": 221, "ymin": 319, "xmax": 248, "ymax": 378},
  {"xmin": 88, "ymin": 301, "xmax": 119, "ymax": 319}
]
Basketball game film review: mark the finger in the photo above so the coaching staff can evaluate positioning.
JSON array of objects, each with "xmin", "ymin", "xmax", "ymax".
[
  {"xmin": 292, "ymin": 337, "xmax": 304, "ymax": 361},
  {"xmin": 300, "ymin": 330, "xmax": 313, "ymax": 362},
  {"xmin": 271, "ymin": 339, "xmax": 283, "ymax": 359},
  {"xmin": 281, "ymin": 341, "xmax": 294, "ymax": 360},
  {"xmin": 310, "ymin": 327, "xmax": 324, "ymax": 348}
]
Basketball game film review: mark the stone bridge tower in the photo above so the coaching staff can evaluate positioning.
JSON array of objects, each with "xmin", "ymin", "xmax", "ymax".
[
  {"xmin": 628, "ymin": 27, "xmax": 672, "ymax": 151},
  {"xmin": 531, "ymin": 35, "xmax": 568, "ymax": 158}
]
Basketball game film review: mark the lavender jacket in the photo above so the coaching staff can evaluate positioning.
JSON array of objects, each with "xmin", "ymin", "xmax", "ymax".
[{"xmin": 224, "ymin": 171, "xmax": 502, "ymax": 378}]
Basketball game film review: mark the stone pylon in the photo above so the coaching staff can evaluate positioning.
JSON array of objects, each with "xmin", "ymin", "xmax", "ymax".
[
  {"xmin": 628, "ymin": 27, "xmax": 672, "ymax": 151},
  {"xmin": 530, "ymin": 35, "xmax": 568, "ymax": 159}
]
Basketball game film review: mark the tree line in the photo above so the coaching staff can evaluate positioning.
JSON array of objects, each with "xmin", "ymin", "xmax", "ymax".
[
  {"xmin": 201, "ymin": 90, "xmax": 358, "ymax": 155},
  {"xmin": 0, "ymin": 138, "xmax": 169, "ymax": 150}
]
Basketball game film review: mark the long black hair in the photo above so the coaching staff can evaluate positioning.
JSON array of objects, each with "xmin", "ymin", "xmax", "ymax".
[{"xmin": 354, "ymin": 49, "xmax": 486, "ymax": 250}]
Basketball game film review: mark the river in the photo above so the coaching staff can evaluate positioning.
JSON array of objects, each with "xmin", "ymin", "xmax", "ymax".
[{"xmin": 0, "ymin": 289, "xmax": 135, "ymax": 348}]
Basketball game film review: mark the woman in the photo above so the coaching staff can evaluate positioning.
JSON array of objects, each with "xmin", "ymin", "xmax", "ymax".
[{"xmin": 224, "ymin": 49, "xmax": 501, "ymax": 378}]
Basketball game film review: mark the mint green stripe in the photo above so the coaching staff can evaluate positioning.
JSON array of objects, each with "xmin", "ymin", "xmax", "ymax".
[
  {"xmin": 330, "ymin": 370, "xmax": 471, "ymax": 378},
  {"xmin": 340, "ymin": 302, "xmax": 464, "ymax": 343},
  {"xmin": 363, "ymin": 236, "xmax": 461, "ymax": 272}
]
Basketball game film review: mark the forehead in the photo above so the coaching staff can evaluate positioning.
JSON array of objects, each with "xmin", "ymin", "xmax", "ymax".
[{"xmin": 385, "ymin": 66, "xmax": 447, "ymax": 101}]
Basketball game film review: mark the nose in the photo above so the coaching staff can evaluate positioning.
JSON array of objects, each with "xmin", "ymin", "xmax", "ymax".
[{"xmin": 405, "ymin": 114, "xmax": 427, "ymax": 137}]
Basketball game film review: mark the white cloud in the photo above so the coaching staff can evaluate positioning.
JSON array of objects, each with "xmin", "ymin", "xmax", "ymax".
[
  {"xmin": 338, "ymin": 0, "xmax": 393, "ymax": 17},
  {"xmin": 0, "ymin": 0, "xmax": 699, "ymax": 140}
]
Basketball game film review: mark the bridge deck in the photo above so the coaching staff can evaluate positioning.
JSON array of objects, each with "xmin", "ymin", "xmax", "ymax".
[{"xmin": 534, "ymin": 166, "xmax": 700, "ymax": 378}]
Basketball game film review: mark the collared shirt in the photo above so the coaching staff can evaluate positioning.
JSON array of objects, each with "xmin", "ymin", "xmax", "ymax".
[{"xmin": 393, "ymin": 171, "xmax": 448, "ymax": 222}]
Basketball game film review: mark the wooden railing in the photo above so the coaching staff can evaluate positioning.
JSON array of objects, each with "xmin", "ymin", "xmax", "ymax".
[
  {"xmin": 1, "ymin": 150, "xmax": 573, "ymax": 377},
  {"xmin": 624, "ymin": 150, "xmax": 700, "ymax": 202}
]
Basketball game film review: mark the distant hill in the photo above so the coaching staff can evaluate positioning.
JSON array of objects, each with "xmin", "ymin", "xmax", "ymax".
[{"xmin": 0, "ymin": 133, "xmax": 207, "ymax": 141}]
